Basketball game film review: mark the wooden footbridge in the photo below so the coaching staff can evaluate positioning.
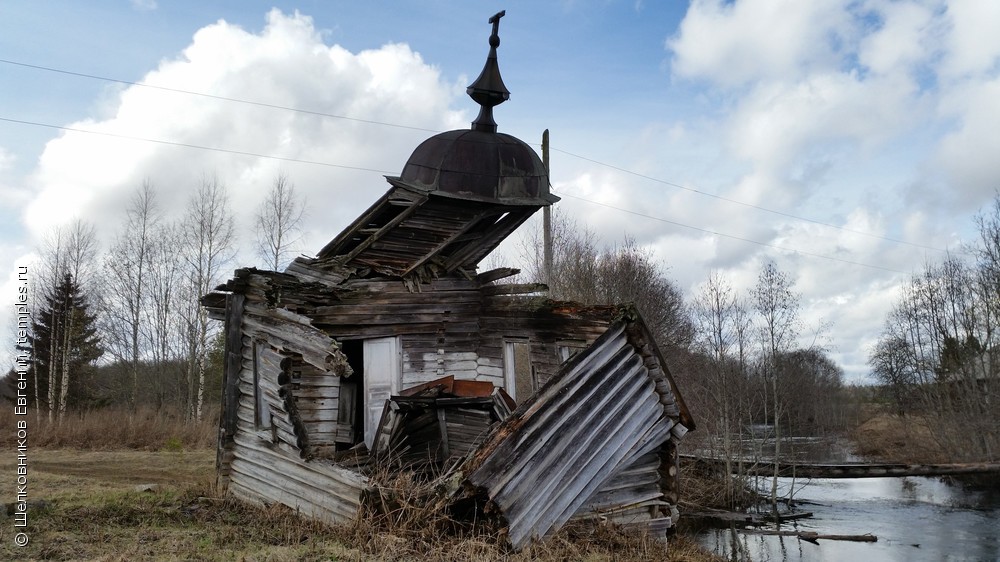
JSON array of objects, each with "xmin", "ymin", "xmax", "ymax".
[{"xmin": 681, "ymin": 454, "xmax": 1000, "ymax": 479}]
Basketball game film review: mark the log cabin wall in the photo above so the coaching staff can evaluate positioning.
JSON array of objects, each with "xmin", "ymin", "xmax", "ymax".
[
  {"xmin": 307, "ymin": 276, "xmax": 491, "ymax": 388},
  {"xmin": 479, "ymin": 296, "xmax": 617, "ymax": 393},
  {"xmin": 209, "ymin": 274, "xmax": 368, "ymax": 522}
]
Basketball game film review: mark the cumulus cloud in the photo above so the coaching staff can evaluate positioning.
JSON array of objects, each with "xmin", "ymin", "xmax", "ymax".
[
  {"xmin": 661, "ymin": 0, "xmax": 1000, "ymax": 380},
  {"xmin": 20, "ymin": 9, "xmax": 466, "ymax": 257},
  {"xmin": 667, "ymin": 0, "xmax": 852, "ymax": 87}
]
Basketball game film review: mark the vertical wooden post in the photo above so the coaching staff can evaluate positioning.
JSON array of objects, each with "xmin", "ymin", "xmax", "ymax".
[{"xmin": 542, "ymin": 129, "xmax": 553, "ymax": 286}]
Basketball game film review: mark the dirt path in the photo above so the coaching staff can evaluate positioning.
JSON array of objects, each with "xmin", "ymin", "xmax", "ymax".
[{"xmin": 2, "ymin": 448, "xmax": 215, "ymax": 501}]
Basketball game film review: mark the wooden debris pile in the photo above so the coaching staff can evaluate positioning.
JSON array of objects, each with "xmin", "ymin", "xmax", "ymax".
[{"xmin": 371, "ymin": 375, "xmax": 514, "ymax": 471}]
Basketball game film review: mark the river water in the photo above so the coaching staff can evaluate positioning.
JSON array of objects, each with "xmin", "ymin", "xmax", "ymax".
[{"xmin": 694, "ymin": 436, "xmax": 1000, "ymax": 561}]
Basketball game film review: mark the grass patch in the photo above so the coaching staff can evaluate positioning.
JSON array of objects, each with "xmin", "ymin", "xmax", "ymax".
[
  {"xmin": 0, "ymin": 407, "xmax": 216, "ymax": 451},
  {"xmin": 0, "ymin": 449, "xmax": 721, "ymax": 561}
]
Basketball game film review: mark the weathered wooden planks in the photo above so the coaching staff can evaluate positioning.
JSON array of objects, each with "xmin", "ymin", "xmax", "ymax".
[{"xmin": 456, "ymin": 317, "xmax": 692, "ymax": 550}]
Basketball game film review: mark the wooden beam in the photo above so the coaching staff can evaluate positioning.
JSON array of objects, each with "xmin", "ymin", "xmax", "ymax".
[
  {"xmin": 476, "ymin": 267, "xmax": 521, "ymax": 284},
  {"xmin": 400, "ymin": 207, "xmax": 501, "ymax": 277},
  {"xmin": 317, "ymin": 187, "xmax": 427, "ymax": 259}
]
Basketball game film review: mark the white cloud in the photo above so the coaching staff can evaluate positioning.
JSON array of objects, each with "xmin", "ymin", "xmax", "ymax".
[
  {"xmin": 857, "ymin": 1, "xmax": 936, "ymax": 76},
  {"xmin": 939, "ymin": 0, "xmax": 1000, "ymax": 79},
  {"xmin": 935, "ymin": 77, "xmax": 1000, "ymax": 206},
  {"xmin": 660, "ymin": 0, "xmax": 1000, "ymax": 374},
  {"xmin": 667, "ymin": 0, "xmax": 852, "ymax": 88},
  {"xmin": 20, "ymin": 9, "xmax": 466, "ymax": 253}
]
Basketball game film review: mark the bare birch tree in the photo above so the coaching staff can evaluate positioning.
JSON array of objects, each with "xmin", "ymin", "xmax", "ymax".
[
  {"xmin": 179, "ymin": 176, "xmax": 235, "ymax": 421},
  {"xmin": 99, "ymin": 181, "xmax": 160, "ymax": 409},
  {"xmin": 147, "ymin": 222, "xmax": 184, "ymax": 409},
  {"xmin": 254, "ymin": 173, "xmax": 305, "ymax": 271},
  {"xmin": 752, "ymin": 260, "xmax": 800, "ymax": 511},
  {"xmin": 692, "ymin": 271, "xmax": 751, "ymax": 502}
]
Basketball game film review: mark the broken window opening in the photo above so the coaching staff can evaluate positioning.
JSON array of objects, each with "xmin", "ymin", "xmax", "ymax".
[
  {"xmin": 504, "ymin": 338, "xmax": 534, "ymax": 403},
  {"xmin": 557, "ymin": 340, "xmax": 587, "ymax": 363}
]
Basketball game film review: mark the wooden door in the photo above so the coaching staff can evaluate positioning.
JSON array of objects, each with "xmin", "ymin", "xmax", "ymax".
[{"xmin": 363, "ymin": 336, "xmax": 401, "ymax": 448}]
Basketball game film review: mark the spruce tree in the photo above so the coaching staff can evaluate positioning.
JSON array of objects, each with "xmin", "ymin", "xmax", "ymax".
[{"xmin": 22, "ymin": 273, "xmax": 103, "ymax": 418}]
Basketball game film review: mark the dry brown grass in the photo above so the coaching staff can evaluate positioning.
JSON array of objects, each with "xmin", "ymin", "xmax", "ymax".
[
  {"xmin": 0, "ymin": 407, "xmax": 216, "ymax": 451},
  {"xmin": 853, "ymin": 413, "xmax": 949, "ymax": 463},
  {"xmin": 0, "ymin": 447, "xmax": 722, "ymax": 561}
]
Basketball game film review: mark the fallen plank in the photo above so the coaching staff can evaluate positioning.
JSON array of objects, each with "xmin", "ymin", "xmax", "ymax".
[
  {"xmin": 740, "ymin": 529, "xmax": 878, "ymax": 544},
  {"xmin": 683, "ymin": 507, "xmax": 813, "ymax": 528}
]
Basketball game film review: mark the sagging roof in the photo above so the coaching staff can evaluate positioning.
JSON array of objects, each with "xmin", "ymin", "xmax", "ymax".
[{"xmin": 313, "ymin": 182, "xmax": 547, "ymax": 280}]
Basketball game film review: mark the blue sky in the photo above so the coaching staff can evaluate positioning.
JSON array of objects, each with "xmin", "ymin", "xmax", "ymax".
[{"xmin": 3, "ymin": 1, "xmax": 1000, "ymax": 383}]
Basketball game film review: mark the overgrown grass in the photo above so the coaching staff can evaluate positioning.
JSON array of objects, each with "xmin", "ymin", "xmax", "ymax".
[
  {"xmin": 0, "ymin": 407, "xmax": 216, "ymax": 451},
  {"xmin": 0, "ymin": 450, "xmax": 720, "ymax": 561},
  {"xmin": 0, "ymin": 409, "xmax": 723, "ymax": 561}
]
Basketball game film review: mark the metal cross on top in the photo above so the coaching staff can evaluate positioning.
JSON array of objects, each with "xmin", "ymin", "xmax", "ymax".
[
  {"xmin": 489, "ymin": 10, "xmax": 505, "ymax": 46},
  {"xmin": 468, "ymin": 10, "xmax": 511, "ymax": 133}
]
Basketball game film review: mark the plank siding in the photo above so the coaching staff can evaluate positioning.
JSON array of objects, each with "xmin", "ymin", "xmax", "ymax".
[{"xmin": 228, "ymin": 432, "xmax": 368, "ymax": 524}]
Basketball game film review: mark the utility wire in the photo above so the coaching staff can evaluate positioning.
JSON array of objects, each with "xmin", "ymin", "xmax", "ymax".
[
  {"xmin": 550, "ymin": 147, "xmax": 957, "ymax": 255},
  {"xmin": 0, "ymin": 115, "xmax": 918, "ymax": 274},
  {"xmin": 0, "ymin": 117, "xmax": 396, "ymax": 175},
  {"xmin": 553, "ymin": 192, "xmax": 909, "ymax": 274},
  {"xmin": 1, "ymin": 56, "xmax": 954, "ymax": 255},
  {"xmin": 0, "ymin": 58, "xmax": 439, "ymax": 134}
]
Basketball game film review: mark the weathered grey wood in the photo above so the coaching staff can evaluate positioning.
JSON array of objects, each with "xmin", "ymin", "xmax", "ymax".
[
  {"xmin": 739, "ymin": 529, "xmax": 877, "ymax": 543},
  {"xmin": 475, "ymin": 267, "xmax": 520, "ymax": 284},
  {"xmin": 221, "ymin": 294, "xmax": 245, "ymax": 439},
  {"xmin": 482, "ymin": 283, "xmax": 548, "ymax": 296}
]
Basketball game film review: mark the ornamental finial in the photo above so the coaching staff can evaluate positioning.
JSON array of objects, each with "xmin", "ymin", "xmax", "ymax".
[{"xmin": 467, "ymin": 10, "xmax": 510, "ymax": 133}]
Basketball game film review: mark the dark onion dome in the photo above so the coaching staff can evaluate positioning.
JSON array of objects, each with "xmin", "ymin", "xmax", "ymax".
[
  {"xmin": 391, "ymin": 10, "xmax": 556, "ymax": 206},
  {"xmin": 397, "ymin": 129, "xmax": 552, "ymax": 203}
]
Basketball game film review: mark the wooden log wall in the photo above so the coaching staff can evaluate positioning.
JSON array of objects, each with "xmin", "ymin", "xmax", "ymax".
[
  {"xmin": 293, "ymin": 361, "xmax": 353, "ymax": 456},
  {"xmin": 461, "ymin": 320, "xmax": 686, "ymax": 549},
  {"xmin": 572, "ymin": 451, "xmax": 665, "ymax": 527},
  {"xmin": 237, "ymin": 341, "xmax": 303, "ymax": 456},
  {"xmin": 302, "ymin": 277, "xmax": 495, "ymax": 388},
  {"xmin": 479, "ymin": 296, "xmax": 614, "ymax": 392},
  {"xmin": 224, "ymin": 303, "xmax": 369, "ymax": 524}
]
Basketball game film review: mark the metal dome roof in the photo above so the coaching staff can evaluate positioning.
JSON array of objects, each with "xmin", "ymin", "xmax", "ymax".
[
  {"xmin": 397, "ymin": 129, "xmax": 552, "ymax": 203},
  {"xmin": 392, "ymin": 11, "xmax": 554, "ymax": 206}
]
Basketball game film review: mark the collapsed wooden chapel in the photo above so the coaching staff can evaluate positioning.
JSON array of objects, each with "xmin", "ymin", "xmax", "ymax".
[{"xmin": 202, "ymin": 12, "xmax": 695, "ymax": 551}]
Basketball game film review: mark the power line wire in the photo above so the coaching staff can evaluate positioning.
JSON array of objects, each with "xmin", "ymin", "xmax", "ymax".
[
  {"xmin": 0, "ymin": 117, "xmax": 396, "ymax": 175},
  {"xmin": 553, "ymin": 191, "xmax": 909, "ymax": 274},
  {"xmin": 0, "ymin": 58, "xmax": 440, "ymax": 134},
  {"xmin": 1, "ymin": 56, "xmax": 955, "ymax": 255},
  {"xmin": 0, "ymin": 115, "xmax": 917, "ymax": 274},
  {"xmin": 551, "ymin": 147, "xmax": 957, "ymax": 255}
]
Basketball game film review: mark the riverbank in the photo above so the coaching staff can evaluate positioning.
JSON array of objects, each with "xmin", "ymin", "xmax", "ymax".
[{"xmin": 852, "ymin": 412, "xmax": 945, "ymax": 463}]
